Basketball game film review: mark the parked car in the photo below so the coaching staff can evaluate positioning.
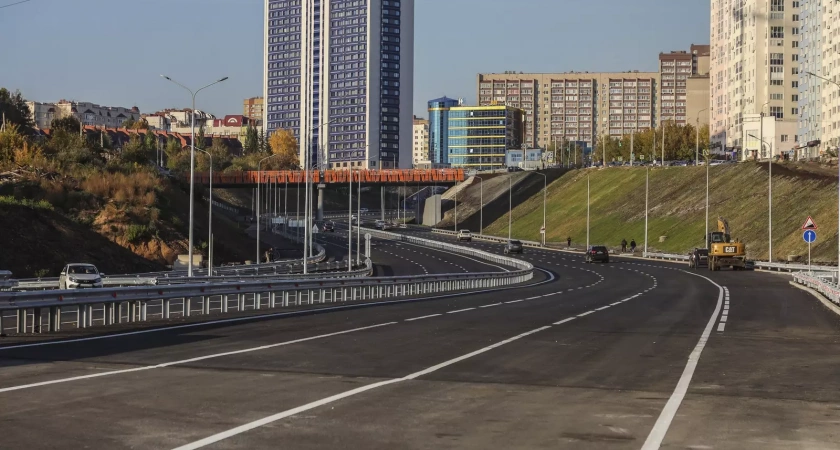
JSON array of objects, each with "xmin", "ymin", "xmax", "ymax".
[
  {"xmin": 503, "ymin": 240, "xmax": 523, "ymax": 254},
  {"xmin": 688, "ymin": 248, "xmax": 709, "ymax": 269},
  {"xmin": 322, "ymin": 221, "xmax": 335, "ymax": 232},
  {"xmin": 59, "ymin": 263, "xmax": 103, "ymax": 289},
  {"xmin": 457, "ymin": 229, "xmax": 472, "ymax": 242},
  {"xmin": 584, "ymin": 245, "xmax": 610, "ymax": 263}
]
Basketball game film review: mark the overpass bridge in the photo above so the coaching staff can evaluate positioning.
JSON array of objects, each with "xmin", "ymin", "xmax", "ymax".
[{"xmin": 191, "ymin": 169, "xmax": 465, "ymax": 188}]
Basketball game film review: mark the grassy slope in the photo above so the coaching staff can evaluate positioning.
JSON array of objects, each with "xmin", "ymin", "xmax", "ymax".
[{"xmin": 481, "ymin": 162, "xmax": 838, "ymax": 262}]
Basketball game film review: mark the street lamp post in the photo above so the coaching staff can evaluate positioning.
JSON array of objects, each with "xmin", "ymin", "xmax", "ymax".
[
  {"xmin": 474, "ymin": 176, "xmax": 483, "ymax": 234},
  {"xmin": 508, "ymin": 175, "xmax": 513, "ymax": 241},
  {"xmin": 696, "ymin": 108, "xmax": 708, "ymax": 165},
  {"xmin": 644, "ymin": 166, "xmax": 649, "ymax": 257},
  {"xmin": 160, "ymin": 75, "xmax": 228, "ymax": 276},
  {"xmin": 256, "ymin": 154, "xmax": 280, "ymax": 264},
  {"xmin": 535, "ymin": 172, "xmax": 547, "ymax": 246},
  {"xmin": 749, "ymin": 132, "xmax": 773, "ymax": 260},
  {"xmin": 348, "ymin": 169, "xmax": 353, "ymax": 272},
  {"xmin": 805, "ymin": 71, "xmax": 840, "ymax": 281},
  {"xmin": 195, "ymin": 148, "xmax": 214, "ymax": 276}
]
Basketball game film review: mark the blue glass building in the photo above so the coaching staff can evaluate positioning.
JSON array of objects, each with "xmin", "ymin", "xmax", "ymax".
[
  {"xmin": 264, "ymin": 0, "xmax": 414, "ymax": 169},
  {"xmin": 427, "ymin": 96, "xmax": 459, "ymax": 165}
]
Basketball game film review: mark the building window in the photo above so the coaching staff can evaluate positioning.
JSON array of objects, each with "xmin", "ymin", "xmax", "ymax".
[
  {"xmin": 771, "ymin": 0, "xmax": 783, "ymax": 11},
  {"xmin": 792, "ymin": 94, "xmax": 799, "ymax": 102},
  {"xmin": 792, "ymin": 41, "xmax": 799, "ymax": 48},
  {"xmin": 792, "ymin": 81, "xmax": 799, "ymax": 88},
  {"xmin": 792, "ymin": 54, "xmax": 799, "ymax": 62},
  {"xmin": 770, "ymin": 106, "xmax": 784, "ymax": 119},
  {"xmin": 781, "ymin": 135, "xmax": 788, "ymax": 142},
  {"xmin": 792, "ymin": 107, "xmax": 799, "ymax": 115},
  {"xmin": 792, "ymin": 27, "xmax": 799, "ymax": 35},
  {"xmin": 770, "ymin": 26, "xmax": 784, "ymax": 38}
]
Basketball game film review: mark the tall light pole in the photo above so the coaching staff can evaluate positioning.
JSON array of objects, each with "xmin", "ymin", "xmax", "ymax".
[
  {"xmin": 535, "ymin": 172, "xmax": 547, "ymax": 246},
  {"xmin": 474, "ymin": 176, "xmax": 484, "ymax": 234},
  {"xmin": 160, "ymin": 75, "xmax": 228, "ymax": 276},
  {"xmin": 806, "ymin": 71, "xmax": 840, "ymax": 280},
  {"xmin": 454, "ymin": 181, "xmax": 458, "ymax": 233},
  {"xmin": 195, "ymin": 148, "xmax": 214, "ymax": 276},
  {"xmin": 644, "ymin": 166, "xmax": 649, "ymax": 257},
  {"xmin": 357, "ymin": 167, "xmax": 361, "ymax": 264},
  {"xmin": 696, "ymin": 107, "xmax": 708, "ymax": 165},
  {"xmin": 749, "ymin": 133, "xmax": 773, "ymax": 260},
  {"xmin": 256, "ymin": 154, "xmax": 279, "ymax": 264},
  {"xmin": 508, "ymin": 175, "xmax": 513, "ymax": 241},
  {"xmin": 348, "ymin": 169, "xmax": 353, "ymax": 271},
  {"xmin": 705, "ymin": 147, "xmax": 710, "ymax": 248},
  {"xmin": 586, "ymin": 175, "xmax": 590, "ymax": 250}
]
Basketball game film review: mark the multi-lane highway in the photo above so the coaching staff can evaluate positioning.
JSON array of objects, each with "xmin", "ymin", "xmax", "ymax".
[{"xmin": 1, "ymin": 227, "xmax": 839, "ymax": 449}]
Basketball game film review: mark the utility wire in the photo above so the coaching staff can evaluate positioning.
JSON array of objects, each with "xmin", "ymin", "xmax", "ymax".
[{"xmin": 0, "ymin": 0, "xmax": 31, "ymax": 9}]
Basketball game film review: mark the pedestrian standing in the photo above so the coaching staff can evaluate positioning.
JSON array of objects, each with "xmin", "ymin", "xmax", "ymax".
[
  {"xmin": 567, "ymin": 236, "xmax": 572, "ymax": 248},
  {"xmin": 630, "ymin": 239, "xmax": 637, "ymax": 253},
  {"xmin": 621, "ymin": 238, "xmax": 627, "ymax": 253}
]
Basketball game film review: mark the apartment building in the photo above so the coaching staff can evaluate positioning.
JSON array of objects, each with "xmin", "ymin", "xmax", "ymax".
[
  {"xmin": 243, "ymin": 97, "xmax": 264, "ymax": 121},
  {"xmin": 428, "ymin": 96, "xmax": 460, "ymax": 165},
  {"xmin": 476, "ymin": 72, "xmax": 658, "ymax": 150},
  {"xmin": 660, "ymin": 45, "xmax": 710, "ymax": 129},
  {"xmin": 709, "ymin": 0, "xmax": 800, "ymax": 160},
  {"xmin": 798, "ymin": 0, "xmax": 821, "ymax": 153},
  {"xmin": 412, "ymin": 116, "xmax": 429, "ymax": 165},
  {"xmin": 26, "ymin": 99, "xmax": 141, "ymax": 129},
  {"xmin": 263, "ymin": 0, "xmax": 415, "ymax": 169}
]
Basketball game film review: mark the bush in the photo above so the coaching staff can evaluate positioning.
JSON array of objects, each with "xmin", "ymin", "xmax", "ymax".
[{"xmin": 125, "ymin": 224, "xmax": 150, "ymax": 243}]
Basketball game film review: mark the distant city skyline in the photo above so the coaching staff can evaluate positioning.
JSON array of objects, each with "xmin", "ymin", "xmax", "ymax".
[{"xmin": 0, "ymin": 0, "xmax": 710, "ymax": 118}]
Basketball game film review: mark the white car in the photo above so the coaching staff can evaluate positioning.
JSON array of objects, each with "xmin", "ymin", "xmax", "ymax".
[
  {"xmin": 59, "ymin": 263, "xmax": 103, "ymax": 289},
  {"xmin": 374, "ymin": 220, "xmax": 386, "ymax": 229},
  {"xmin": 457, "ymin": 229, "xmax": 472, "ymax": 241}
]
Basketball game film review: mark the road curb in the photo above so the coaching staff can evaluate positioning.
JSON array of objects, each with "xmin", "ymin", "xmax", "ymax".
[{"xmin": 789, "ymin": 280, "xmax": 840, "ymax": 317}]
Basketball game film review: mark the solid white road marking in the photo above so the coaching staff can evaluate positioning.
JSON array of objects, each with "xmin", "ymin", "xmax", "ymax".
[
  {"xmin": 0, "ymin": 322, "xmax": 397, "ymax": 394},
  {"xmin": 171, "ymin": 325, "xmax": 554, "ymax": 450},
  {"xmin": 640, "ymin": 276, "xmax": 724, "ymax": 450},
  {"xmin": 405, "ymin": 314, "xmax": 442, "ymax": 322}
]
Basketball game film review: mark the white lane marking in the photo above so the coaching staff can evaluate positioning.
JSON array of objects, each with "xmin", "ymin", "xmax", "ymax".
[
  {"xmin": 405, "ymin": 314, "xmax": 442, "ymax": 322},
  {"xmin": 172, "ymin": 325, "xmax": 553, "ymax": 450},
  {"xmin": 719, "ymin": 315, "xmax": 727, "ymax": 323},
  {"xmin": 641, "ymin": 276, "xmax": 724, "ymax": 450},
  {"xmin": 0, "ymin": 322, "xmax": 397, "ymax": 394},
  {"xmin": 577, "ymin": 311, "xmax": 595, "ymax": 317},
  {"xmin": 717, "ymin": 322, "xmax": 726, "ymax": 332},
  {"xmin": 525, "ymin": 296, "xmax": 540, "ymax": 300},
  {"xmin": 553, "ymin": 317, "xmax": 576, "ymax": 325},
  {"xmin": 610, "ymin": 302, "xmax": 622, "ymax": 306},
  {"xmin": 447, "ymin": 308, "xmax": 475, "ymax": 314},
  {"xmin": 479, "ymin": 303, "xmax": 502, "ymax": 308},
  {"xmin": 594, "ymin": 305, "xmax": 611, "ymax": 311},
  {"xmin": 505, "ymin": 300, "xmax": 524, "ymax": 304}
]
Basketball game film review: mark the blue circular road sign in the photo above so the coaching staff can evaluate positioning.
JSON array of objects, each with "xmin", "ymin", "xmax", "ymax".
[{"xmin": 803, "ymin": 230, "xmax": 817, "ymax": 243}]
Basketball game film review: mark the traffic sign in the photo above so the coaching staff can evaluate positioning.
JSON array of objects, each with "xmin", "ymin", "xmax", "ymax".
[
  {"xmin": 802, "ymin": 216, "xmax": 818, "ymax": 230},
  {"xmin": 803, "ymin": 229, "xmax": 817, "ymax": 243}
]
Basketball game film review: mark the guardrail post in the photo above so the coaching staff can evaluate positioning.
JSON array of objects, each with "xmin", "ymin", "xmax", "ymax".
[
  {"xmin": 238, "ymin": 294, "xmax": 245, "ymax": 311},
  {"xmin": 255, "ymin": 293, "xmax": 262, "ymax": 310},
  {"xmin": 17, "ymin": 308, "xmax": 25, "ymax": 333},
  {"xmin": 32, "ymin": 307, "xmax": 41, "ymax": 333},
  {"xmin": 185, "ymin": 297, "xmax": 191, "ymax": 317},
  {"xmin": 141, "ymin": 301, "xmax": 147, "ymax": 321},
  {"xmin": 164, "ymin": 299, "xmax": 170, "ymax": 319},
  {"xmin": 202, "ymin": 296, "xmax": 209, "ymax": 315}
]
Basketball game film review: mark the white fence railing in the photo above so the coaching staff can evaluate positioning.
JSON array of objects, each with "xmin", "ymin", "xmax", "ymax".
[
  {"xmin": 792, "ymin": 272, "xmax": 840, "ymax": 304},
  {"xmin": 0, "ymin": 230, "xmax": 532, "ymax": 336}
]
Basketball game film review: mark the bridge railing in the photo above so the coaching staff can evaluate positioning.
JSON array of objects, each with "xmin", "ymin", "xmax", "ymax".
[{"xmin": 192, "ymin": 169, "xmax": 466, "ymax": 185}]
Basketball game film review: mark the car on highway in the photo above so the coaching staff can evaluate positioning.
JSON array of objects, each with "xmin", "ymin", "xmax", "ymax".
[
  {"xmin": 688, "ymin": 248, "xmax": 709, "ymax": 269},
  {"xmin": 322, "ymin": 221, "xmax": 335, "ymax": 232},
  {"xmin": 457, "ymin": 229, "xmax": 472, "ymax": 241},
  {"xmin": 360, "ymin": 208, "xmax": 369, "ymax": 213},
  {"xmin": 374, "ymin": 220, "xmax": 386, "ymax": 229},
  {"xmin": 503, "ymin": 240, "xmax": 523, "ymax": 254},
  {"xmin": 584, "ymin": 245, "xmax": 610, "ymax": 263},
  {"xmin": 59, "ymin": 263, "xmax": 103, "ymax": 289}
]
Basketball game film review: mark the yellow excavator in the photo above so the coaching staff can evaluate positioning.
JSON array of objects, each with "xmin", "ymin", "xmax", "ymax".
[{"xmin": 707, "ymin": 217, "xmax": 747, "ymax": 271}]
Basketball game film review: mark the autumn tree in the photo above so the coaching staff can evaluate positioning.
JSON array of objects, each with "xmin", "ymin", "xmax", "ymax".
[
  {"xmin": 269, "ymin": 129, "xmax": 299, "ymax": 169},
  {"xmin": 50, "ymin": 116, "xmax": 82, "ymax": 135},
  {"xmin": 244, "ymin": 124, "xmax": 259, "ymax": 154}
]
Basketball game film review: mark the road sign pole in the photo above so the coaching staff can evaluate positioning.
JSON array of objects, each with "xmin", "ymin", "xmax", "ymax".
[{"xmin": 809, "ymin": 241, "xmax": 812, "ymax": 274}]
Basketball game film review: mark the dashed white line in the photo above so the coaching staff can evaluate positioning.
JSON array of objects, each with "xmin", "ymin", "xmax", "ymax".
[
  {"xmin": 553, "ymin": 317, "xmax": 576, "ymax": 325},
  {"xmin": 447, "ymin": 307, "xmax": 476, "ymax": 314},
  {"xmin": 717, "ymin": 322, "xmax": 726, "ymax": 332},
  {"xmin": 595, "ymin": 305, "xmax": 611, "ymax": 311},
  {"xmin": 505, "ymin": 300, "xmax": 524, "ymax": 304},
  {"xmin": 405, "ymin": 314, "xmax": 442, "ymax": 322},
  {"xmin": 479, "ymin": 303, "xmax": 502, "ymax": 308},
  {"xmin": 577, "ymin": 311, "xmax": 595, "ymax": 317}
]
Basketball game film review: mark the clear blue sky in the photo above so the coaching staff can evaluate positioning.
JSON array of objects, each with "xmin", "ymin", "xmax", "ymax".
[{"xmin": 0, "ymin": 0, "xmax": 709, "ymax": 118}]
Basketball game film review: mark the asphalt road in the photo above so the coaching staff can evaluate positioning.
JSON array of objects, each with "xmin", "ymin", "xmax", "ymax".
[{"xmin": 1, "ymin": 229, "xmax": 839, "ymax": 449}]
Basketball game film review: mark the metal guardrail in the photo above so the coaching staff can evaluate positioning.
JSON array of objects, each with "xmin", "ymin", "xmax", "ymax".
[
  {"xmin": 0, "ymin": 231, "xmax": 532, "ymax": 336},
  {"xmin": 431, "ymin": 229, "xmax": 837, "ymax": 273},
  {"xmin": 10, "ymin": 230, "xmax": 330, "ymax": 292},
  {"xmin": 792, "ymin": 272, "xmax": 840, "ymax": 304}
]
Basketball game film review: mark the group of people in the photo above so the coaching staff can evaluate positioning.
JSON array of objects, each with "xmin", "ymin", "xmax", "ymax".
[{"xmin": 620, "ymin": 238, "xmax": 637, "ymax": 253}]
